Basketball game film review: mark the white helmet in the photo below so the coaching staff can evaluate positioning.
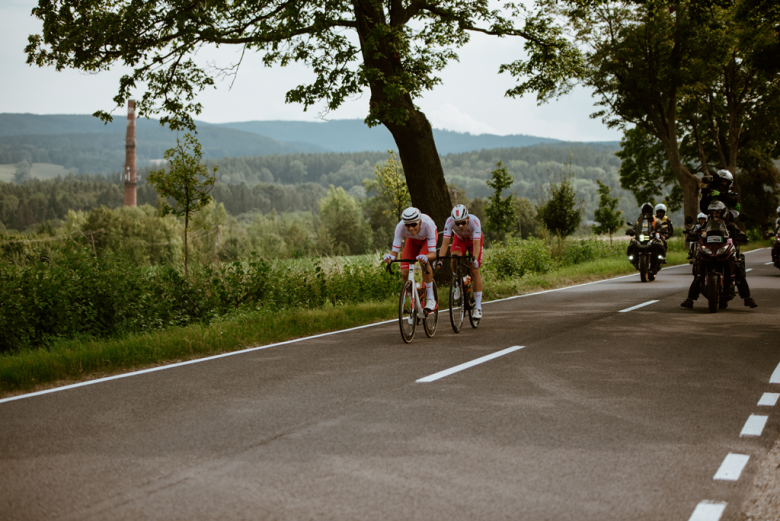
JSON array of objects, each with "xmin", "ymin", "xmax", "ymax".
[
  {"xmin": 776, "ymin": 206, "xmax": 780, "ymax": 216},
  {"xmin": 697, "ymin": 212, "xmax": 706, "ymax": 220},
  {"xmin": 401, "ymin": 207, "xmax": 421, "ymax": 223},
  {"xmin": 654, "ymin": 203, "xmax": 667, "ymax": 214},
  {"xmin": 451, "ymin": 204, "xmax": 469, "ymax": 221},
  {"xmin": 716, "ymin": 169, "xmax": 734, "ymax": 189},
  {"xmin": 708, "ymin": 200, "xmax": 727, "ymax": 216}
]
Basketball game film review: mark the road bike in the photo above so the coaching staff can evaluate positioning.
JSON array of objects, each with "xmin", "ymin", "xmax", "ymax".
[
  {"xmin": 386, "ymin": 259, "xmax": 439, "ymax": 343},
  {"xmin": 440, "ymin": 252, "xmax": 480, "ymax": 333}
]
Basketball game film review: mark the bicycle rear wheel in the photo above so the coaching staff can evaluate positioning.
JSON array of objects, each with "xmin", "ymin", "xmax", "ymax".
[
  {"xmin": 467, "ymin": 287, "xmax": 480, "ymax": 329},
  {"xmin": 423, "ymin": 281, "xmax": 439, "ymax": 337},
  {"xmin": 399, "ymin": 280, "xmax": 417, "ymax": 343},
  {"xmin": 449, "ymin": 265, "xmax": 465, "ymax": 333}
]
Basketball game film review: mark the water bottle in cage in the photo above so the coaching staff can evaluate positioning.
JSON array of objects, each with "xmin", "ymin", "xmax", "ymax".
[{"xmin": 463, "ymin": 275, "xmax": 471, "ymax": 288}]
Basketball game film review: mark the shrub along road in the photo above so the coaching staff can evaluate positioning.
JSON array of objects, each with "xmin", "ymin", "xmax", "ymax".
[{"xmin": 1, "ymin": 250, "xmax": 779, "ymax": 520}]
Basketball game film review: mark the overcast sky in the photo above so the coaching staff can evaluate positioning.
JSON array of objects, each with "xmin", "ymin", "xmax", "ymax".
[{"xmin": 1, "ymin": 0, "xmax": 622, "ymax": 142}]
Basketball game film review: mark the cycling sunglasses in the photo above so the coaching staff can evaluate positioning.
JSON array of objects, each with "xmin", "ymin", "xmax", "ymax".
[
  {"xmin": 455, "ymin": 220, "xmax": 468, "ymax": 227},
  {"xmin": 404, "ymin": 221, "xmax": 420, "ymax": 228}
]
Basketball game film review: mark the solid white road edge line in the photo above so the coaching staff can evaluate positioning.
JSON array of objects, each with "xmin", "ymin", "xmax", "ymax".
[
  {"xmin": 741, "ymin": 415, "xmax": 768, "ymax": 437},
  {"xmin": 688, "ymin": 501, "xmax": 727, "ymax": 521},
  {"xmin": 0, "ymin": 318, "xmax": 397, "ymax": 406},
  {"xmin": 3, "ymin": 248, "xmax": 770, "ymax": 405},
  {"xmin": 416, "ymin": 346, "xmax": 525, "ymax": 383},
  {"xmin": 758, "ymin": 393, "xmax": 780, "ymax": 406},
  {"xmin": 770, "ymin": 360, "xmax": 780, "ymax": 384},
  {"xmin": 618, "ymin": 300, "xmax": 659, "ymax": 313},
  {"xmin": 714, "ymin": 453, "xmax": 750, "ymax": 481}
]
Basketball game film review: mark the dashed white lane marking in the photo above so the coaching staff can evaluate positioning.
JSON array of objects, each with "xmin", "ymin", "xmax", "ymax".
[
  {"xmin": 766, "ymin": 262, "xmax": 774, "ymax": 265},
  {"xmin": 770, "ymin": 361, "xmax": 780, "ymax": 384},
  {"xmin": 746, "ymin": 268, "xmax": 753, "ymax": 272},
  {"xmin": 758, "ymin": 393, "xmax": 780, "ymax": 406},
  {"xmin": 714, "ymin": 454, "xmax": 750, "ymax": 481},
  {"xmin": 618, "ymin": 300, "xmax": 659, "ymax": 313},
  {"xmin": 417, "ymin": 346, "xmax": 525, "ymax": 383},
  {"xmin": 688, "ymin": 501, "xmax": 727, "ymax": 521},
  {"xmin": 741, "ymin": 415, "xmax": 768, "ymax": 437}
]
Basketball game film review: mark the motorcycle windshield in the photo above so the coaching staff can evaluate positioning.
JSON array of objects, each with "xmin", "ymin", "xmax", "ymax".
[
  {"xmin": 637, "ymin": 219, "xmax": 652, "ymax": 242},
  {"xmin": 704, "ymin": 219, "xmax": 729, "ymax": 245}
]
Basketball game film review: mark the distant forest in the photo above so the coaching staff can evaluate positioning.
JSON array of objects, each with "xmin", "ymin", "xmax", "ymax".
[{"xmin": 0, "ymin": 144, "xmax": 640, "ymax": 232}]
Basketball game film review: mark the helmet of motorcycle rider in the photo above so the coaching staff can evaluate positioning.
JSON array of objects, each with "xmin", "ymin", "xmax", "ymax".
[
  {"xmin": 697, "ymin": 212, "xmax": 707, "ymax": 223},
  {"xmin": 451, "ymin": 204, "xmax": 469, "ymax": 221},
  {"xmin": 715, "ymin": 169, "xmax": 734, "ymax": 190},
  {"xmin": 708, "ymin": 200, "xmax": 728, "ymax": 219},
  {"xmin": 654, "ymin": 203, "xmax": 667, "ymax": 218},
  {"xmin": 776, "ymin": 205, "xmax": 780, "ymax": 217},
  {"xmin": 401, "ymin": 207, "xmax": 421, "ymax": 223},
  {"xmin": 641, "ymin": 202, "xmax": 654, "ymax": 217}
]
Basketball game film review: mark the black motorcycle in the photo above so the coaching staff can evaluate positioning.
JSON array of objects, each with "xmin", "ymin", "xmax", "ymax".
[
  {"xmin": 687, "ymin": 219, "xmax": 739, "ymax": 312},
  {"xmin": 768, "ymin": 230, "xmax": 780, "ymax": 269},
  {"xmin": 626, "ymin": 219, "xmax": 664, "ymax": 282}
]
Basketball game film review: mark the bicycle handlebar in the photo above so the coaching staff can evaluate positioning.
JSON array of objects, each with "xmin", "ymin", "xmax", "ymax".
[{"xmin": 385, "ymin": 258, "xmax": 431, "ymax": 275}]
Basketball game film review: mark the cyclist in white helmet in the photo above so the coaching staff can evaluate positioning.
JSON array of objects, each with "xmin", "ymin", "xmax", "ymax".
[
  {"xmin": 383, "ymin": 206, "xmax": 439, "ymax": 312},
  {"xmin": 439, "ymin": 204, "xmax": 484, "ymax": 319}
]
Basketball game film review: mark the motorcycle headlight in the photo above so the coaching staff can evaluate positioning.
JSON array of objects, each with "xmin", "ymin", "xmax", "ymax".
[
  {"xmin": 716, "ymin": 246, "xmax": 729, "ymax": 255},
  {"xmin": 701, "ymin": 246, "xmax": 713, "ymax": 255},
  {"xmin": 639, "ymin": 234, "xmax": 646, "ymax": 241}
]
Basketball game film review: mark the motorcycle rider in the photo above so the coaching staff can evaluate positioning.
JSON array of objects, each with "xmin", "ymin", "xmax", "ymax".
[
  {"xmin": 626, "ymin": 202, "xmax": 662, "ymax": 267},
  {"xmin": 654, "ymin": 203, "xmax": 673, "ymax": 261},
  {"xmin": 700, "ymin": 169, "xmax": 740, "ymax": 214},
  {"xmin": 687, "ymin": 212, "xmax": 707, "ymax": 259},
  {"xmin": 681, "ymin": 201, "xmax": 757, "ymax": 309},
  {"xmin": 771, "ymin": 206, "xmax": 780, "ymax": 264}
]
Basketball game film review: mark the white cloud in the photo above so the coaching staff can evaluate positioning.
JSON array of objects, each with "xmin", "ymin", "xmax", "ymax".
[{"xmin": 427, "ymin": 103, "xmax": 498, "ymax": 135}]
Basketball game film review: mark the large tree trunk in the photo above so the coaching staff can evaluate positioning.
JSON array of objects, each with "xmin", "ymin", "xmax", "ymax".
[
  {"xmin": 353, "ymin": 1, "xmax": 452, "ymax": 231},
  {"xmin": 383, "ymin": 112, "xmax": 453, "ymax": 228}
]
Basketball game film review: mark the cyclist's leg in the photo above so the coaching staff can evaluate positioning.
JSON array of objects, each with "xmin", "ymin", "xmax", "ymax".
[
  {"xmin": 419, "ymin": 232, "xmax": 437, "ymax": 285},
  {"xmin": 466, "ymin": 240, "xmax": 483, "ymax": 311},
  {"xmin": 465, "ymin": 240, "xmax": 483, "ymax": 292},
  {"xmin": 400, "ymin": 238, "xmax": 423, "ymax": 280},
  {"xmin": 450, "ymin": 235, "xmax": 465, "ymax": 272}
]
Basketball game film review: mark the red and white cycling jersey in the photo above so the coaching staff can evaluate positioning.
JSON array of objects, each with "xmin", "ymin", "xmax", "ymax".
[
  {"xmin": 443, "ymin": 215, "xmax": 482, "ymax": 242},
  {"xmin": 391, "ymin": 213, "xmax": 437, "ymax": 252}
]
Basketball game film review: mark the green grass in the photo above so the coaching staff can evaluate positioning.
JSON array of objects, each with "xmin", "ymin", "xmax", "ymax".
[{"xmin": 1, "ymin": 240, "xmax": 771, "ymax": 397}]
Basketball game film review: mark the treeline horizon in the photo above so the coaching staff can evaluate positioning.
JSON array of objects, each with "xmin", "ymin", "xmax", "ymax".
[{"xmin": 1, "ymin": 143, "xmax": 644, "ymax": 234}]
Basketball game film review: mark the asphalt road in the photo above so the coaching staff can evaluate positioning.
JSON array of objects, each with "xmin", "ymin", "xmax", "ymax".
[{"xmin": 2, "ymin": 249, "xmax": 780, "ymax": 521}]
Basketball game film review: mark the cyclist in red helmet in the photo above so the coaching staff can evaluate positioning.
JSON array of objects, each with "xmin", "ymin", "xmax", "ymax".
[{"xmin": 439, "ymin": 204, "xmax": 483, "ymax": 319}]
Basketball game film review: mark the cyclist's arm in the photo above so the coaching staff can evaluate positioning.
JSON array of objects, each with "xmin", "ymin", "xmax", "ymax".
[
  {"xmin": 439, "ymin": 236, "xmax": 452, "ymax": 258},
  {"xmin": 472, "ymin": 237, "xmax": 483, "ymax": 266}
]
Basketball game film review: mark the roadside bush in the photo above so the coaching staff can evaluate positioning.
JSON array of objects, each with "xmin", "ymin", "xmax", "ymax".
[
  {"xmin": 0, "ymin": 244, "xmax": 400, "ymax": 353},
  {"xmin": 560, "ymin": 239, "xmax": 624, "ymax": 266},
  {"xmin": 486, "ymin": 237, "xmax": 553, "ymax": 279}
]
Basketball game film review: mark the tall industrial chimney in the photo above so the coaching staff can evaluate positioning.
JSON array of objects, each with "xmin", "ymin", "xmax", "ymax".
[{"xmin": 123, "ymin": 99, "xmax": 137, "ymax": 207}]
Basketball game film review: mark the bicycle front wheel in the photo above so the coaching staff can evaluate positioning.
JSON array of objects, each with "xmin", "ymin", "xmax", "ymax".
[
  {"xmin": 399, "ymin": 280, "xmax": 417, "ymax": 343},
  {"xmin": 424, "ymin": 280, "xmax": 439, "ymax": 338},
  {"xmin": 449, "ymin": 268, "xmax": 465, "ymax": 333}
]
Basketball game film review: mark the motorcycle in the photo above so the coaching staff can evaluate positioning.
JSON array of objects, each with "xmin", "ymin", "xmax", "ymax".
[
  {"xmin": 688, "ymin": 218, "xmax": 738, "ymax": 313},
  {"xmin": 626, "ymin": 219, "xmax": 665, "ymax": 282},
  {"xmin": 768, "ymin": 231, "xmax": 780, "ymax": 269}
]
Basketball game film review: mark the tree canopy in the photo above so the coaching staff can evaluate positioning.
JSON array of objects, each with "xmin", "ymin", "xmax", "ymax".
[{"xmin": 26, "ymin": 0, "xmax": 583, "ymax": 228}]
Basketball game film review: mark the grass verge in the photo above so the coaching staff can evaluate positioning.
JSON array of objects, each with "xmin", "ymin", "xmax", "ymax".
[{"xmin": 1, "ymin": 243, "xmax": 770, "ymax": 398}]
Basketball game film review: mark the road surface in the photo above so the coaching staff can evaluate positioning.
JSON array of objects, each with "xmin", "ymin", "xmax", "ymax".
[{"xmin": 1, "ymin": 249, "xmax": 779, "ymax": 521}]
